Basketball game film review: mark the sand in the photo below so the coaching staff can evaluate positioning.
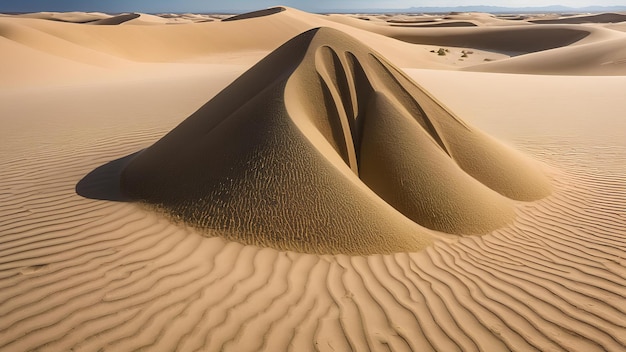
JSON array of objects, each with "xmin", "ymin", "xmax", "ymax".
[{"xmin": 1, "ymin": 6, "xmax": 625, "ymax": 351}]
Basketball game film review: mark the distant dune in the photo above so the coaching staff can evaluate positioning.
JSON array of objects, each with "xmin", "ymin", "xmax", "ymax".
[
  {"xmin": 530, "ymin": 12, "xmax": 626, "ymax": 24},
  {"xmin": 13, "ymin": 11, "xmax": 112, "ymax": 23},
  {"xmin": 391, "ymin": 21, "xmax": 478, "ymax": 27},
  {"xmin": 387, "ymin": 26, "xmax": 592, "ymax": 54},
  {"xmin": 222, "ymin": 7, "xmax": 286, "ymax": 22},
  {"xmin": 89, "ymin": 13, "xmax": 140, "ymax": 25}
]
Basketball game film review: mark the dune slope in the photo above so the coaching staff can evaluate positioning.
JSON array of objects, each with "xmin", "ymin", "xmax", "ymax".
[
  {"xmin": 530, "ymin": 12, "xmax": 626, "ymax": 24},
  {"xmin": 222, "ymin": 7, "xmax": 286, "ymax": 22},
  {"xmin": 369, "ymin": 25, "xmax": 598, "ymax": 56},
  {"xmin": 89, "ymin": 13, "xmax": 140, "ymax": 25},
  {"xmin": 120, "ymin": 27, "xmax": 550, "ymax": 255}
]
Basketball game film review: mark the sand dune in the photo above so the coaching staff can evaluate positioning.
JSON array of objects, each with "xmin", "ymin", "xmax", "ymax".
[
  {"xmin": 1, "ymin": 7, "xmax": 625, "ymax": 352},
  {"xmin": 391, "ymin": 21, "xmax": 478, "ymax": 28},
  {"xmin": 385, "ymin": 25, "xmax": 593, "ymax": 54},
  {"xmin": 465, "ymin": 36, "xmax": 626, "ymax": 75},
  {"xmin": 14, "ymin": 11, "xmax": 112, "ymax": 23},
  {"xmin": 222, "ymin": 7, "xmax": 286, "ymax": 22},
  {"xmin": 0, "ymin": 7, "xmax": 512, "ymax": 70},
  {"xmin": 326, "ymin": 18, "xmax": 615, "ymax": 54},
  {"xmin": 324, "ymin": 11, "xmax": 626, "ymax": 73},
  {"xmin": 89, "ymin": 13, "xmax": 141, "ymax": 25},
  {"xmin": 4, "ymin": 7, "xmax": 626, "ymax": 72},
  {"xmin": 121, "ymin": 27, "xmax": 550, "ymax": 254},
  {"xmin": 530, "ymin": 12, "xmax": 626, "ymax": 24}
]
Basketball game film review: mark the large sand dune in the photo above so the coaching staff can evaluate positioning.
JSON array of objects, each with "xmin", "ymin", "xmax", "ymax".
[
  {"xmin": 121, "ymin": 27, "xmax": 550, "ymax": 254},
  {"xmin": 530, "ymin": 12, "xmax": 626, "ymax": 24},
  {"xmin": 1, "ymin": 7, "xmax": 625, "ymax": 351}
]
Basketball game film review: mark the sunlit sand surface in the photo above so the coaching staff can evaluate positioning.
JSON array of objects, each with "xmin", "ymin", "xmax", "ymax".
[{"xmin": 1, "ymin": 7, "xmax": 625, "ymax": 351}]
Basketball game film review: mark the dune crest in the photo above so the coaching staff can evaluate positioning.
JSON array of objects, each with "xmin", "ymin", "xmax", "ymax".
[
  {"xmin": 89, "ymin": 13, "xmax": 140, "ymax": 25},
  {"xmin": 222, "ymin": 7, "xmax": 286, "ymax": 22},
  {"xmin": 121, "ymin": 27, "xmax": 551, "ymax": 255},
  {"xmin": 530, "ymin": 12, "xmax": 626, "ymax": 25}
]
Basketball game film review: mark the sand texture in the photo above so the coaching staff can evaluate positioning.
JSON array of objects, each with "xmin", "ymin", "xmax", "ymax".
[{"xmin": 1, "ymin": 6, "xmax": 625, "ymax": 351}]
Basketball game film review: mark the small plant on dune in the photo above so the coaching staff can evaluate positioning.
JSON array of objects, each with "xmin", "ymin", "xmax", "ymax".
[
  {"xmin": 461, "ymin": 50, "xmax": 474, "ymax": 58},
  {"xmin": 437, "ymin": 48, "xmax": 446, "ymax": 56}
]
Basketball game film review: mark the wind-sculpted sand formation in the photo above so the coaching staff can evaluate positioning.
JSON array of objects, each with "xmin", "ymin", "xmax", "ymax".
[
  {"xmin": 1, "ymin": 6, "xmax": 625, "ymax": 351},
  {"xmin": 121, "ymin": 27, "xmax": 550, "ymax": 254}
]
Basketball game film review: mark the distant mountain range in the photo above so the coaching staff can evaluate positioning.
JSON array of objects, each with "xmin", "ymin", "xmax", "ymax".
[{"xmin": 321, "ymin": 5, "xmax": 626, "ymax": 14}]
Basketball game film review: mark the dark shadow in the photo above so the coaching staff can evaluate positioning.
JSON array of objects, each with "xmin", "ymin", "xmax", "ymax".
[
  {"xmin": 530, "ymin": 13, "xmax": 626, "ymax": 24},
  {"xmin": 392, "ymin": 27, "xmax": 590, "ymax": 55},
  {"xmin": 387, "ymin": 19, "xmax": 437, "ymax": 24},
  {"xmin": 45, "ymin": 18, "xmax": 101, "ymax": 24},
  {"xmin": 76, "ymin": 151, "xmax": 141, "ymax": 201},
  {"xmin": 222, "ymin": 7, "xmax": 285, "ymax": 22},
  {"xmin": 90, "ymin": 13, "xmax": 141, "ymax": 25},
  {"xmin": 391, "ymin": 21, "xmax": 477, "ymax": 28}
]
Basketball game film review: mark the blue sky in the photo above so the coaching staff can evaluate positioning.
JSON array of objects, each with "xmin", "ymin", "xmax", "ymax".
[{"xmin": 1, "ymin": 0, "xmax": 625, "ymax": 13}]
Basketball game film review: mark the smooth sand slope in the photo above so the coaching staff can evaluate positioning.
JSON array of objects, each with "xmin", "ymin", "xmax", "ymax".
[{"xmin": 0, "ymin": 7, "xmax": 625, "ymax": 351}]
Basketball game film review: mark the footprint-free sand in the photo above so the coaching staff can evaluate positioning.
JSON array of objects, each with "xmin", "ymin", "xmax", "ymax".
[{"xmin": 1, "ymin": 7, "xmax": 625, "ymax": 351}]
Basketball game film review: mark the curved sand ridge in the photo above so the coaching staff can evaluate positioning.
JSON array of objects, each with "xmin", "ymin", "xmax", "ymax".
[
  {"xmin": 121, "ymin": 27, "xmax": 551, "ymax": 255},
  {"xmin": 530, "ymin": 13, "xmax": 626, "ymax": 25},
  {"xmin": 391, "ymin": 21, "xmax": 478, "ymax": 28},
  {"xmin": 381, "ymin": 26, "xmax": 592, "ymax": 55},
  {"xmin": 222, "ymin": 7, "xmax": 286, "ymax": 22},
  {"xmin": 89, "ymin": 13, "xmax": 140, "ymax": 25},
  {"xmin": 14, "ymin": 11, "xmax": 112, "ymax": 23}
]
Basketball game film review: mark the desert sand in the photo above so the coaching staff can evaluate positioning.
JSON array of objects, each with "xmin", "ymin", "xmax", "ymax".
[{"xmin": 0, "ymin": 6, "xmax": 625, "ymax": 351}]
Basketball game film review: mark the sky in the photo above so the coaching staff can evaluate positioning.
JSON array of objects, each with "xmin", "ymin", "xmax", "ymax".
[{"xmin": 1, "ymin": 0, "xmax": 625, "ymax": 13}]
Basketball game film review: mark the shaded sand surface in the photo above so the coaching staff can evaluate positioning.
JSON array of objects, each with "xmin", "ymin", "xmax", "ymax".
[{"xmin": 1, "ymin": 7, "xmax": 625, "ymax": 351}]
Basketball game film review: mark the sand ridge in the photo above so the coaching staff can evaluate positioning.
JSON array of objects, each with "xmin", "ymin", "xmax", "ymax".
[
  {"xmin": 222, "ymin": 7, "xmax": 287, "ymax": 22},
  {"xmin": 323, "ymin": 10, "xmax": 626, "ymax": 74},
  {"xmin": 530, "ymin": 12, "xmax": 626, "ymax": 24},
  {"xmin": 89, "ymin": 13, "xmax": 141, "ymax": 25},
  {"xmin": 4, "ymin": 7, "xmax": 626, "ymax": 74}
]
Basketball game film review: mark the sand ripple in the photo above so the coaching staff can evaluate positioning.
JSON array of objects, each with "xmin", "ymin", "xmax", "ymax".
[{"xmin": 0, "ymin": 126, "xmax": 624, "ymax": 350}]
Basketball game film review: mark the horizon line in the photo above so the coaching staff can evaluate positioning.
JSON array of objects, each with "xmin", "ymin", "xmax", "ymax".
[{"xmin": 2, "ymin": 4, "xmax": 626, "ymax": 15}]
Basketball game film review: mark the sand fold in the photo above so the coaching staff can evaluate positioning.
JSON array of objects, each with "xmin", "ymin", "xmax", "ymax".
[{"xmin": 120, "ymin": 27, "xmax": 550, "ymax": 255}]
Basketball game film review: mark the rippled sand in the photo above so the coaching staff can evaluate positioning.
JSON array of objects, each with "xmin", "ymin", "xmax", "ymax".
[{"xmin": 1, "ymin": 7, "xmax": 625, "ymax": 351}]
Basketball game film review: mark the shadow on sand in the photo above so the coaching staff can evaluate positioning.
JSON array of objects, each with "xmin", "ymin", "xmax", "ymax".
[{"xmin": 76, "ymin": 152, "xmax": 141, "ymax": 202}]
